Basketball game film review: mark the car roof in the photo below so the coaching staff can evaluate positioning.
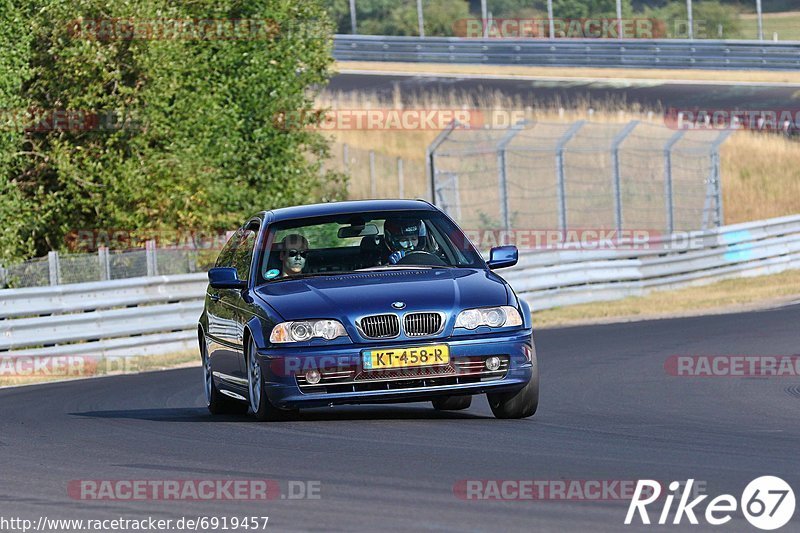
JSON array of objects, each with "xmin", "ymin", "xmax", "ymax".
[{"xmin": 262, "ymin": 199, "xmax": 437, "ymax": 223}]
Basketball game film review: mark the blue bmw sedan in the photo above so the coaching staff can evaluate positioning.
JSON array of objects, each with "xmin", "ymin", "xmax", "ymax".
[{"xmin": 198, "ymin": 199, "xmax": 538, "ymax": 421}]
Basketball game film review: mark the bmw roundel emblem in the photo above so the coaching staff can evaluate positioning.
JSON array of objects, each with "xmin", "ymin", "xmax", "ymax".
[{"xmin": 391, "ymin": 301, "xmax": 406, "ymax": 310}]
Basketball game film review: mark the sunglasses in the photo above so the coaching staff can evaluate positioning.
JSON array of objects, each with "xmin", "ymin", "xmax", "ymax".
[{"xmin": 287, "ymin": 249, "xmax": 308, "ymax": 258}]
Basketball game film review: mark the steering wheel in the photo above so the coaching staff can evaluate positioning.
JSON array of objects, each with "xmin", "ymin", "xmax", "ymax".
[{"xmin": 395, "ymin": 251, "xmax": 448, "ymax": 267}]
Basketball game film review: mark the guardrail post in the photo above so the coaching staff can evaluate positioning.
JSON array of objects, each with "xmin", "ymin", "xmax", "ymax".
[
  {"xmin": 369, "ymin": 150, "xmax": 376, "ymax": 198},
  {"xmin": 48, "ymin": 251, "xmax": 61, "ymax": 286},
  {"xmin": 349, "ymin": 0, "xmax": 357, "ymax": 34},
  {"xmin": 663, "ymin": 130, "xmax": 686, "ymax": 234},
  {"xmin": 0, "ymin": 265, "xmax": 7, "ymax": 289},
  {"xmin": 555, "ymin": 120, "xmax": 585, "ymax": 232},
  {"xmin": 397, "ymin": 157, "xmax": 404, "ymax": 198},
  {"xmin": 98, "ymin": 246, "xmax": 111, "ymax": 281},
  {"xmin": 496, "ymin": 120, "xmax": 529, "ymax": 231},
  {"xmin": 756, "ymin": 0, "xmax": 763, "ymax": 41},
  {"xmin": 706, "ymin": 130, "xmax": 733, "ymax": 228},
  {"xmin": 686, "ymin": 0, "xmax": 694, "ymax": 40},
  {"xmin": 611, "ymin": 121, "xmax": 639, "ymax": 232},
  {"xmin": 416, "ymin": 0, "xmax": 424, "ymax": 38},
  {"xmin": 426, "ymin": 121, "xmax": 459, "ymax": 205},
  {"xmin": 146, "ymin": 240, "xmax": 158, "ymax": 276},
  {"xmin": 481, "ymin": 0, "xmax": 488, "ymax": 37}
]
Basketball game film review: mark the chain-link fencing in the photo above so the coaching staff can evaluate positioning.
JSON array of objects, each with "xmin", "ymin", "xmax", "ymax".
[
  {"xmin": 429, "ymin": 119, "xmax": 731, "ymax": 234},
  {"xmin": 1, "ymin": 244, "xmax": 205, "ymax": 289}
]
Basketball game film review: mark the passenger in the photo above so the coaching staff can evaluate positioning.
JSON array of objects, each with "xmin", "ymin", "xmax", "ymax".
[{"xmin": 279, "ymin": 234, "xmax": 309, "ymax": 277}]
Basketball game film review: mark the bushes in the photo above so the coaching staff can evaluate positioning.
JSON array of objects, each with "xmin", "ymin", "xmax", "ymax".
[{"xmin": 0, "ymin": 0, "xmax": 344, "ymax": 264}]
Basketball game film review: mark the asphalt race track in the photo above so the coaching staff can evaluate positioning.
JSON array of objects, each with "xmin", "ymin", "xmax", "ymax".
[
  {"xmin": 328, "ymin": 72, "xmax": 800, "ymax": 111},
  {"xmin": 2, "ymin": 304, "xmax": 799, "ymax": 532}
]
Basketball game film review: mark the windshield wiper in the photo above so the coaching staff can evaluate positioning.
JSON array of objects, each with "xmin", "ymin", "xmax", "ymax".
[
  {"xmin": 355, "ymin": 265, "xmax": 458, "ymax": 271},
  {"xmin": 267, "ymin": 272, "xmax": 353, "ymax": 282}
]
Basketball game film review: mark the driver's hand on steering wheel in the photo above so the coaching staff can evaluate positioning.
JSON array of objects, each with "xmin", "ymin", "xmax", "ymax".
[{"xmin": 388, "ymin": 250, "xmax": 407, "ymax": 264}]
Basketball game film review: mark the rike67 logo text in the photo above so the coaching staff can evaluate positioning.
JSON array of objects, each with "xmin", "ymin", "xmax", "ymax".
[{"xmin": 625, "ymin": 477, "xmax": 795, "ymax": 530}]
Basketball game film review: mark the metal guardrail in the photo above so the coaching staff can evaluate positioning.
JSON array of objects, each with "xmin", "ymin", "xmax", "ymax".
[
  {"xmin": 333, "ymin": 35, "xmax": 800, "ymax": 70},
  {"xmin": 0, "ymin": 274, "xmax": 207, "ymax": 357},
  {"xmin": 1, "ymin": 214, "xmax": 799, "ymax": 358},
  {"xmin": 504, "ymin": 214, "xmax": 800, "ymax": 310}
]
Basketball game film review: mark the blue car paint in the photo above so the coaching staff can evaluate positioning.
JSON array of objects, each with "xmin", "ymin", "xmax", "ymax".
[{"xmin": 199, "ymin": 199, "xmax": 534, "ymax": 409}]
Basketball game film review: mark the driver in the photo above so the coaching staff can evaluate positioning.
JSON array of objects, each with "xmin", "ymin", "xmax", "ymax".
[
  {"xmin": 279, "ymin": 234, "xmax": 309, "ymax": 277},
  {"xmin": 383, "ymin": 218, "xmax": 427, "ymax": 264}
]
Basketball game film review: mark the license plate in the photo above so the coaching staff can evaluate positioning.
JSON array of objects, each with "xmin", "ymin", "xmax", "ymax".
[{"xmin": 362, "ymin": 345, "xmax": 449, "ymax": 370}]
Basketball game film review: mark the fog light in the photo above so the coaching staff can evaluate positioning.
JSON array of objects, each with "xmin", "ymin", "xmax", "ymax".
[
  {"xmin": 305, "ymin": 369, "xmax": 321, "ymax": 385},
  {"xmin": 485, "ymin": 356, "xmax": 501, "ymax": 371}
]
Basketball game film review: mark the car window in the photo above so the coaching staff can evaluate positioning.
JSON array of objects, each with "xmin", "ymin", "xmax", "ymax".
[
  {"xmin": 215, "ymin": 229, "xmax": 241, "ymax": 268},
  {"xmin": 257, "ymin": 210, "xmax": 483, "ymax": 284},
  {"xmin": 231, "ymin": 229, "xmax": 256, "ymax": 282}
]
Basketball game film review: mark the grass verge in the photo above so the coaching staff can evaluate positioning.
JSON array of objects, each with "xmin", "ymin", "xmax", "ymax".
[
  {"xmin": 532, "ymin": 268, "xmax": 800, "ymax": 329},
  {"xmin": 335, "ymin": 60, "xmax": 800, "ymax": 85},
  {"xmin": 740, "ymin": 11, "xmax": 800, "ymax": 41},
  {"xmin": 0, "ymin": 349, "xmax": 199, "ymax": 388}
]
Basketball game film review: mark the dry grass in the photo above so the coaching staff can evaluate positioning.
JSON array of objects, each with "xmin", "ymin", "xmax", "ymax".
[
  {"xmin": 0, "ymin": 350, "xmax": 199, "ymax": 388},
  {"xmin": 335, "ymin": 60, "xmax": 800, "ymax": 85},
  {"xmin": 721, "ymin": 133, "xmax": 800, "ymax": 223},
  {"xmin": 533, "ymin": 268, "xmax": 800, "ymax": 329},
  {"xmin": 318, "ymin": 91, "xmax": 800, "ymax": 224},
  {"xmin": 740, "ymin": 11, "xmax": 800, "ymax": 41}
]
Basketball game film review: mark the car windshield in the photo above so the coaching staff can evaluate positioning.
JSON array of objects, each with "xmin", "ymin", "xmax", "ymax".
[{"xmin": 257, "ymin": 210, "xmax": 484, "ymax": 284}]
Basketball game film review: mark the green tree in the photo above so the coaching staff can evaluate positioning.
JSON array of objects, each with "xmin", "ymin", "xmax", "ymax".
[
  {"xmin": 0, "ymin": 0, "xmax": 344, "ymax": 263},
  {"xmin": 0, "ymin": 0, "xmax": 35, "ymax": 263}
]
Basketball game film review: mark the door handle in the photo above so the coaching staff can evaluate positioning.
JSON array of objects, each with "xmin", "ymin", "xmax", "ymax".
[{"xmin": 210, "ymin": 293, "xmax": 221, "ymax": 302}]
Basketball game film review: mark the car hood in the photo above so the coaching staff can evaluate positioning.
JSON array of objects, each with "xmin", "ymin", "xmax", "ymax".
[{"xmin": 253, "ymin": 268, "xmax": 509, "ymax": 321}]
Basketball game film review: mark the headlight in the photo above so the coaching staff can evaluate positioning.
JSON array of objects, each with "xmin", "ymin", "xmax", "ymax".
[
  {"xmin": 270, "ymin": 320, "xmax": 348, "ymax": 343},
  {"xmin": 455, "ymin": 306, "xmax": 523, "ymax": 330}
]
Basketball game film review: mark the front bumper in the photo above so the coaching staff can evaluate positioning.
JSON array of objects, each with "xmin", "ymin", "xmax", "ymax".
[{"xmin": 256, "ymin": 330, "xmax": 533, "ymax": 409}]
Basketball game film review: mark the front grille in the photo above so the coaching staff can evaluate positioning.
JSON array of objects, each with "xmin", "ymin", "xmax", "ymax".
[
  {"xmin": 359, "ymin": 314, "xmax": 400, "ymax": 339},
  {"xmin": 296, "ymin": 356, "xmax": 510, "ymax": 394},
  {"xmin": 403, "ymin": 312, "xmax": 443, "ymax": 337}
]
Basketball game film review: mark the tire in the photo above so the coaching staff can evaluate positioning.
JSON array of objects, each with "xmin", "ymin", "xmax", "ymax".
[
  {"xmin": 487, "ymin": 351, "xmax": 539, "ymax": 419},
  {"xmin": 201, "ymin": 332, "xmax": 247, "ymax": 415},
  {"xmin": 432, "ymin": 395, "xmax": 472, "ymax": 411},
  {"xmin": 246, "ymin": 337, "xmax": 296, "ymax": 422}
]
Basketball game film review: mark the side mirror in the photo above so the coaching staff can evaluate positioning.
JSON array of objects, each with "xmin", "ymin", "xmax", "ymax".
[
  {"xmin": 208, "ymin": 267, "xmax": 247, "ymax": 290},
  {"xmin": 487, "ymin": 245, "xmax": 518, "ymax": 270}
]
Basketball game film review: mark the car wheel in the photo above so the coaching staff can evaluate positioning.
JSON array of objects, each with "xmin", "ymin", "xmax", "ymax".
[
  {"xmin": 246, "ymin": 337, "xmax": 296, "ymax": 422},
  {"xmin": 201, "ymin": 332, "xmax": 247, "ymax": 415},
  {"xmin": 432, "ymin": 395, "xmax": 472, "ymax": 411},
  {"xmin": 487, "ymin": 351, "xmax": 539, "ymax": 419}
]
